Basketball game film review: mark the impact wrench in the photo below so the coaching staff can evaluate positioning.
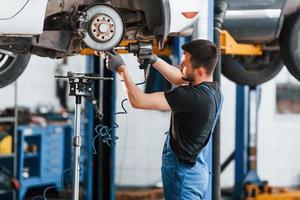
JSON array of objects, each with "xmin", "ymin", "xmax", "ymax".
[{"xmin": 113, "ymin": 42, "xmax": 153, "ymax": 69}]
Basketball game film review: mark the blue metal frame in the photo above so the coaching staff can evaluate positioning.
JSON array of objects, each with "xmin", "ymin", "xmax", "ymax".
[
  {"xmin": 84, "ymin": 55, "xmax": 95, "ymax": 200},
  {"xmin": 234, "ymin": 85, "xmax": 249, "ymax": 198},
  {"xmin": 234, "ymin": 85, "xmax": 262, "ymax": 198},
  {"xmin": 109, "ymin": 72, "xmax": 117, "ymax": 200},
  {"xmin": 172, "ymin": 37, "xmax": 188, "ymax": 65},
  {"xmin": 87, "ymin": 55, "xmax": 116, "ymax": 200}
]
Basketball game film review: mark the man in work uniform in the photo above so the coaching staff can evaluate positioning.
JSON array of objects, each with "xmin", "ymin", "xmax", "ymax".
[{"xmin": 105, "ymin": 39, "xmax": 223, "ymax": 200}]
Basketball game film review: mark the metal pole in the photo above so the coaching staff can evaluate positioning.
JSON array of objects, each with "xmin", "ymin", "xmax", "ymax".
[
  {"xmin": 92, "ymin": 55, "xmax": 103, "ymax": 200},
  {"xmin": 84, "ymin": 56, "xmax": 95, "ymax": 200},
  {"xmin": 213, "ymin": 1, "xmax": 227, "ymax": 199},
  {"xmin": 234, "ymin": 85, "xmax": 249, "ymax": 199},
  {"xmin": 13, "ymin": 81, "xmax": 18, "ymax": 200},
  {"xmin": 72, "ymin": 96, "xmax": 82, "ymax": 200}
]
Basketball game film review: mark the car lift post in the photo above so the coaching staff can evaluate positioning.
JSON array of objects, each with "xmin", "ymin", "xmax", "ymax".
[
  {"xmin": 90, "ymin": 55, "xmax": 116, "ymax": 200},
  {"xmin": 234, "ymin": 85, "xmax": 262, "ymax": 198},
  {"xmin": 84, "ymin": 56, "xmax": 96, "ymax": 200},
  {"xmin": 81, "ymin": 54, "xmax": 116, "ymax": 200},
  {"xmin": 234, "ymin": 85, "xmax": 250, "ymax": 198}
]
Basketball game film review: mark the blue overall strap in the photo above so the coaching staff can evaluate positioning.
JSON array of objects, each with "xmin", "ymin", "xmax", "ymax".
[{"xmin": 201, "ymin": 85, "xmax": 223, "ymax": 133}]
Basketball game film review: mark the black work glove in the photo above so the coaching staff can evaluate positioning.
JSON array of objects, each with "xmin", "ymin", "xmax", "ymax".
[
  {"xmin": 105, "ymin": 50, "xmax": 125, "ymax": 72},
  {"xmin": 138, "ymin": 53, "xmax": 158, "ymax": 65}
]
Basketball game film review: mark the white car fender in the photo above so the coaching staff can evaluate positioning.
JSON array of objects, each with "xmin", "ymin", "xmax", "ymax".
[
  {"xmin": 167, "ymin": 0, "xmax": 201, "ymax": 34},
  {"xmin": 0, "ymin": 0, "xmax": 48, "ymax": 36},
  {"xmin": 0, "ymin": 0, "xmax": 28, "ymax": 19}
]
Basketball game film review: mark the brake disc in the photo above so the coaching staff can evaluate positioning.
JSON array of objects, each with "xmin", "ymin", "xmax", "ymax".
[{"xmin": 83, "ymin": 4, "xmax": 124, "ymax": 51}]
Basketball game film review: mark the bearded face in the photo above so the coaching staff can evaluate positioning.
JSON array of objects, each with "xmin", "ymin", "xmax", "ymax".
[{"xmin": 179, "ymin": 52, "xmax": 196, "ymax": 83}]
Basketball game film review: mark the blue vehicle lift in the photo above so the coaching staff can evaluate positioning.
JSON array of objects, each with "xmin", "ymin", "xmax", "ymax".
[{"xmin": 234, "ymin": 85, "xmax": 263, "ymax": 199}]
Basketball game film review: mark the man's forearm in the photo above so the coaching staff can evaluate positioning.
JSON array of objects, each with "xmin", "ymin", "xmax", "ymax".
[
  {"xmin": 116, "ymin": 65, "xmax": 171, "ymax": 111},
  {"xmin": 152, "ymin": 58, "xmax": 187, "ymax": 86},
  {"xmin": 117, "ymin": 66, "xmax": 145, "ymax": 108}
]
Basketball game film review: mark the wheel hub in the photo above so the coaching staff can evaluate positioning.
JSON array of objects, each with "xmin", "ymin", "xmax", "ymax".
[
  {"xmin": 83, "ymin": 4, "xmax": 124, "ymax": 51},
  {"xmin": 90, "ymin": 14, "xmax": 115, "ymax": 42}
]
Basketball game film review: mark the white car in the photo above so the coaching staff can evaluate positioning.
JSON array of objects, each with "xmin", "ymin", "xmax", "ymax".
[{"xmin": 0, "ymin": 0, "xmax": 201, "ymax": 88}]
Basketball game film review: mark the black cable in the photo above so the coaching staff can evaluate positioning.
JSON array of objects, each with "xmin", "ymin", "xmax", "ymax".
[
  {"xmin": 94, "ymin": 68, "xmax": 148, "ymax": 148},
  {"xmin": 115, "ymin": 99, "xmax": 128, "ymax": 115}
]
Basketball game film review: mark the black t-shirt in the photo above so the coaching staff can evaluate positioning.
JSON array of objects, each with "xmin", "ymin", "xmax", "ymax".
[{"xmin": 164, "ymin": 82, "xmax": 221, "ymax": 165}]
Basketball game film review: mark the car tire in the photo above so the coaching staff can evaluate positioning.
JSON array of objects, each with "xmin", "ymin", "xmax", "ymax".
[
  {"xmin": 0, "ymin": 50, "xmax": 31, "ymax": 88},
  {"xmin": 280, "ymin": 10, "xmax": 300, "ymax": 81},
  {"xmin": 221, "ymin": 52, "xmax": 283, "ymax": 86}
]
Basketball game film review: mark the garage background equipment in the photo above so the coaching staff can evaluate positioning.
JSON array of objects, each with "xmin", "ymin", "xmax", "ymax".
[{"xmin": 0, "ymin": 132, "xmax": 12, "ymax": 155}]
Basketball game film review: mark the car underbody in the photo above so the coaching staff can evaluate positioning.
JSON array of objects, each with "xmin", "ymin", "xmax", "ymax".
[
  {"xmin": 0, "ymin": 0, "xmax": 300, "ymax": 89},
  {"xmin": 0, "ymin": 0, "xmax": 165, "ymax": 58}
]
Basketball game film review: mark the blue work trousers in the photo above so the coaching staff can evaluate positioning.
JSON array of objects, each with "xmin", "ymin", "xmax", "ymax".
[{"xmin": 161, "ymin": 134, "xmax": 209, "ymax": 200}]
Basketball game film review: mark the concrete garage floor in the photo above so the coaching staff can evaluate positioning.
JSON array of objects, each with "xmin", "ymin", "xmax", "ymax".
[
  {"xmin": 24, "ymin": 186, "xmax": 235, "ymax": 200},
  {"xmin": 25, "ymin": 187, "xmax": 72, "ymax": 200},
  {"xmin": 25, "ymin": 187, "xmax": 164, "ymax": 200}
]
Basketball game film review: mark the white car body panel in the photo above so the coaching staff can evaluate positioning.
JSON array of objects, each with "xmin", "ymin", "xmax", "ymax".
[
  {"xmin": 0, "ymin": 0, "xmax": 48, "ymax": 36},
  {"xmin": 168, "ymin": 0, "xmax": 201, "ymax": 34},
  {"xmin": 0, "ymin": 0, "xmax": 201, "ymax": 37},
  {"xmin": 0, "ymin": 0, "xmax": 28, "ymax": 19}
]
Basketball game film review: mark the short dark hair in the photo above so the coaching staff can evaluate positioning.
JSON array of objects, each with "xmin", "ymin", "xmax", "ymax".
[{"xmin": 182, "ymin": 39, "xmax": 218, "ymax": 74}]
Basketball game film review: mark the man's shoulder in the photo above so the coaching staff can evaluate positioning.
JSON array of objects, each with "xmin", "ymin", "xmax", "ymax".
[
  {"xmin": 165, "ymin": 82, "xmax": 220, "ymax": 99},
  {"xmin": 198, "ymin": 82, "xmax": 219, "ymax": 90},
  {"xmin": 197, "ymin": 82, "xmax": 221, "ymax": 95}
]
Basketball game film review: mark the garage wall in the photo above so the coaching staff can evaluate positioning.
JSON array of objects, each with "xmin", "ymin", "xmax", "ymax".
[
  {"xmin": 0, "ymin": 55, "xmax": 86, "ymax": 111},
  {"xmin": 219, "ymin": 77, "xmax": 236, "ymax": 188},
  {"xmin": 257, "ymin": 68, "xmax": 300, "ymax": 187}
]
